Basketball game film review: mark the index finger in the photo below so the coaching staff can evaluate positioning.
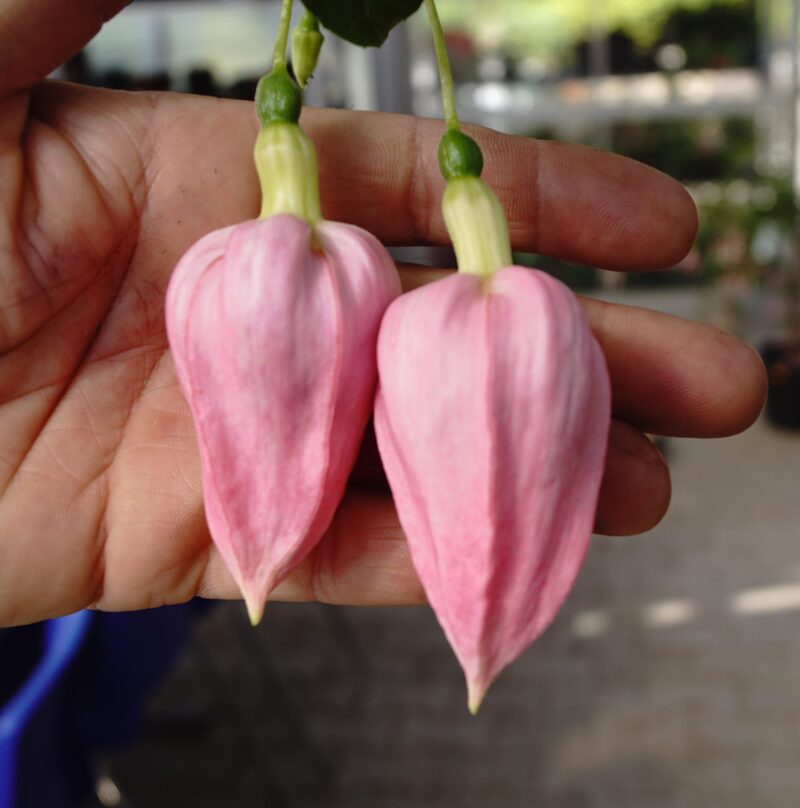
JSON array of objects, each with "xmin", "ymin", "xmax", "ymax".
[
  {"xmin": 305, "ymin": 109, "xmax": 698, "ymax": 271},
  {"xmin": 140, "ymin": 99, "xmax": 698, "ymax": 274}
]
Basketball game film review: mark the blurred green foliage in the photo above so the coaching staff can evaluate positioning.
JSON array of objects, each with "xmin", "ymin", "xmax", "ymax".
[
  {"xmin": 658, "ymin": 4, "xmax": 757, "ymax": 68},
  {"xmin": 521, "ymin": 175, "xmax": 796, "ymax": 296},
  {"xmin": 612, "ymin": 118, "xmax": 756, "ymax": 182},
  {"xmin": 693, "ymin": 176, "xmax": 796, "ymax": 280},
  {"xmin": 437, "ymin": 0, "xmax": 750, "ymax": 58},
  {"xmin": 436, "ymin": 0, "xmax": 792, "ymax": 302}
]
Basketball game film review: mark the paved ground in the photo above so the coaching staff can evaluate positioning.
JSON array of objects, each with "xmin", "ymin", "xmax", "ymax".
[{"xmin": 97, "ymin": 290, "xmax": 800, "ymax": 808}]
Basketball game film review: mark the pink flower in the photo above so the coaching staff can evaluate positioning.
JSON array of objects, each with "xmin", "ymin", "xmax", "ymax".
[
  {"xmin": 374, "ymin": 266, "xmax": 611, "ymax": 711},
  {"xmin": 166, "ymin": 214, "xmax": 401, "ymax": 623}
]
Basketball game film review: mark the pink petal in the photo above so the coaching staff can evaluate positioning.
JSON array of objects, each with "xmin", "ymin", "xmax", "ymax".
[
  {"xmin": 166, "ymin": 214, "xmax": 400, "ymax": 622},
  {"xmin": 374, "ymin": 267, "xmax": 610, "ymax": 710}
]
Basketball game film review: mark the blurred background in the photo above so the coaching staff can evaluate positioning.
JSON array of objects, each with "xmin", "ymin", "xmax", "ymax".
[{"xmin": 4, "ymin": 0, "xmax": 800, "ymax": 806}]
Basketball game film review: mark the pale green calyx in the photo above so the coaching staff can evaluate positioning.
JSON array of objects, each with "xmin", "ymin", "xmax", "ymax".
[
  {"xmin": 442, "ymin": 177, "xmax": 513, "ymax": 278},
  {"xmin": 255, "ymin": 122, "xmax": 322, "ymax": 224}
]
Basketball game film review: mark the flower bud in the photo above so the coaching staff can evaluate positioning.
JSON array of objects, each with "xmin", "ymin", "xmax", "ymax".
[
  {"xmin": 167, "ymin": 215, "xmax": 401, "ymax": 624},
  {"xmin": 375, "ymin": 267, "xmax": 611, "ymax": 712},
  {"xmin": 292, "ymin": 11, "xmax": 324, "ymax": 89}
]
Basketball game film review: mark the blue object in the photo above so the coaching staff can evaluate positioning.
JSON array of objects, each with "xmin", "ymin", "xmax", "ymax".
[
  {"xmin": 76, "ymin": 605, "xmax": 195, "ymax": 746},
  {"xmin": 0, "ymin": 612, "xmax": 93, "ymax": 808},
  {"xmin": 0, "ymin": 602, "xmax": 206, "ymax": 807}
]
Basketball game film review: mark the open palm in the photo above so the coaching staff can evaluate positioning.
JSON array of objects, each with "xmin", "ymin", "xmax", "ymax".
[{"xmin": 0, "ymin": 1, "xmax": 766, "ymax": 626}]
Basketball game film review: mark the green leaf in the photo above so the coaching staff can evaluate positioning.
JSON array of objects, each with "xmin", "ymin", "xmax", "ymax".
[{"xmin": 302, "ymin": 0, "xmax": 424, "ymax": 47}]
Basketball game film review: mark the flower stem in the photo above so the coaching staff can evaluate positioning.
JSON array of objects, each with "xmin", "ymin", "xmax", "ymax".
[
  {"xmin": 272, "ymin": 0, "xmax": 295, "ymax": 71},
  {"xmin": 424, "ymin": 0, "xmax": 459, "ymax": 131},
  {"xmin": 424, "ymin": 0, "xmax": 512, "ymax": 279}
]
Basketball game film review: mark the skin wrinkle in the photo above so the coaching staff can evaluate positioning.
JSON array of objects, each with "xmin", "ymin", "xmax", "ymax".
[
  {"xmin": 0, "ymin": 309, "xmax": 108, "ymax": 499},
  {"xmin": 507, "ymin": 135, "xmax": 539, "ymax": 251},
  {"xmin": 135, "ymin": 531, "xmax": 203, "ymax": 611},
  {"xmin": 124, "ymin": 485, "xmax": 212, "ymax": 593},
  {"xmin": 85, "ymin": 476, "xmax": 109, "ymax": 615},
  {"xmin": 1, "ymin": 270, "xmax": 157, "ymax": 617},
  {"xmin": 0, "ymin": 384, "xmax": 83, "ymax": 493},
  {"xmin": 29, "ymin": 88, "xmax": 138, "ymax": 214},
  {"xmin": 89, "ymin": 281, "xmax": 169, "ymax": 360},
  {"xmin": 0, "ymin": 241, "xmax": 133, "ymax": 370},
  {"xmin": 0, "ymin": 256, "xmax": 103, "ymax": 327},
  {"xmin": 403, "ymin": 116, "xmax": 433, "ymax": 248},
  {"xmin": 11, "ymin": 447, "xmax": 110, "ymax": 624},
  {"xmin": 14, "ymin": 224, "xmax": 64, "ymax": 326},
  {"xmin": 76, "ymin": 110, "xmax": 146, "ymax": 224},
  {"xmin": 143, "ymin": 93, "xmax": 215, "ymax": 210},
  {"xmin": 102, "ymin": 276, "xmax": 170, "ymax": 345},
  {"xmin": 30, "ymin": 87, "xmax": 149, "ymax": 232},
  {"xmin": 15, "ymin": 126, "xmax": 137, "ymax": 340},
  {"xmin": 0, "ymin": 223, "xmax": 142, "ymax": 411},
  {"xmin": 32, "ymin": 337, "xmax": 144, "ymax": 496}
]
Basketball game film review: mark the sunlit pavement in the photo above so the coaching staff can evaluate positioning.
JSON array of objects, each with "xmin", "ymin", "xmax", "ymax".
[{"xmin": 98, "ymin": 289, "xmax": 800, "ymax": 808}]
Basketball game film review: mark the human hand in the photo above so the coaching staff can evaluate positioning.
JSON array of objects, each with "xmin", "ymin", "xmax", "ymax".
[{"xmin": 0, "ymin": 0, "xmax": 765, "ymax": 626}]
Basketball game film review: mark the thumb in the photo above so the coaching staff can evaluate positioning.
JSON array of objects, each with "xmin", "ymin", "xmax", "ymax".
[{"xmin": 0, "ymin": 0, "xmax": 130, "ymax": 96}]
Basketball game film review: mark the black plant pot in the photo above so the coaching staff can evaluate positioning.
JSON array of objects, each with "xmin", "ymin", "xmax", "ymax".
[{"xmin": 762, "ymin": 341, "xmax": 800, "ymax": 429}]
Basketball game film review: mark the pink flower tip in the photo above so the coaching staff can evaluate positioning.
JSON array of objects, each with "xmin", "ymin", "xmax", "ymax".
[
  {"xmin": 245, "ymin": 590, "xmax": 266, "ymax": 627},
  {"xmin": 467, "ymin": 678, "xmax": 487, "ymax": 716}
]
